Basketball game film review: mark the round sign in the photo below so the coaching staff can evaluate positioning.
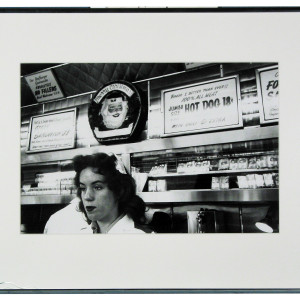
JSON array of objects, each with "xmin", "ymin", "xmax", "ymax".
[{"xmin": 88, "ymin": 80, "xmax": 143, "ymax": 143}]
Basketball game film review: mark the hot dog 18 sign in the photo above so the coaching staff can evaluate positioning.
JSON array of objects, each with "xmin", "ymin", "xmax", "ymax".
[{"xmin": 162, "ymin": 76, "xmax": 243, "ymax": 136}]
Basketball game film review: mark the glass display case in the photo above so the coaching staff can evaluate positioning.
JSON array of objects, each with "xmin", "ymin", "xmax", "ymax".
[{"xmin": 21, "ymin": 126, "xmax": 279, "ymax": 233}]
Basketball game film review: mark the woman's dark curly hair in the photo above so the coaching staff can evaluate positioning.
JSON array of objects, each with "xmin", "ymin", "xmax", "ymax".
[{"xmin": 73, "ymin": 152, "xmax": 146, "ymax": 225}]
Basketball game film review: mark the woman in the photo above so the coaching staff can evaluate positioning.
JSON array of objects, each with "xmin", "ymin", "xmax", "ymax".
[
  {"xmin": 45, "ymin": 152, "xmax": 151, "ymax": 234},
  {"xmin": 75, "ymin": 152, "xmax": 152, "ymax": 233}
]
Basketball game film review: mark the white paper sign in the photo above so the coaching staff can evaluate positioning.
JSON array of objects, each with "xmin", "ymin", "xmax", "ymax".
[
  {"xmin": 162, "ymin": 76, "xmax": 242, "ymax": 136},
  {"xmin": 25, "ymin": 69, "xmax": 64, "ymax": 102},
  {"xmin": 27, "ymin": 109, "xmax": 76, "ymax": 152},
  {"xmin": 256, "ymin": 67, "xmax": 279, "ymax": 123}
]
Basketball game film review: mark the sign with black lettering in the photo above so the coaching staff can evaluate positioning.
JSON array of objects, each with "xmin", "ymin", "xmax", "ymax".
[
  {"xmin": 88, "ymin": 81, "xmax": 143, "ymax": 143},
  {"xmin": 25, "ymin": 70, "xmax": 64, "ymax": 102},
  {"xmin": 162, "ymin": 76, "xmax": 242, "ymax": 136},
  {"xmin": 26, "ymin": 109, "xmax": 76, "ymax": 153},
  {"xmin": 256, "ymin": 66, "xmax": 279, "ymax": 124}
]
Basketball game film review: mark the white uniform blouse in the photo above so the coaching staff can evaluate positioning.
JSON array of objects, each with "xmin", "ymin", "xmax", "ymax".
[{"xmin": 44, "ymin": 198, "xmax": 146, "ymax": 234}]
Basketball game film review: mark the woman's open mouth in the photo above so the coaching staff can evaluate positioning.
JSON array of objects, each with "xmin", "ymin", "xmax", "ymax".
[{"xmin": 85, "ymin": 206, "xmax": 96, "ymax": 212}]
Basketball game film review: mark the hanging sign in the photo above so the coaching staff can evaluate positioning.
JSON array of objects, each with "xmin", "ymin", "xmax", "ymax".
[
  {"xmin": 26, "ymin": 109, "xmax": 76, "ymax": 153},
  {"xmin": 24, "ymin": 69, "xmax": 64, "ymax": 102},
  {"xmin": 162, "ymin": 76, "xmax": 243, "ymax": 136},
  {"xmin": 88, "ymin": 81, "xmax": 143, "ymax": 143},
  {"xmin": 256, "ymin": 66, "xmax": 279, "ymax": 124}
]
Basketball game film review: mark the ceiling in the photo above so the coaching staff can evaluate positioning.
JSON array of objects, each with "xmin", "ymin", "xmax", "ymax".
[
  {"xmin": 21, "ymin": 63, "xmax": 186, "ymax": 107},
  {"xmin": 21, "ymin": 64, "xmax": 62, "ymax": 76}
]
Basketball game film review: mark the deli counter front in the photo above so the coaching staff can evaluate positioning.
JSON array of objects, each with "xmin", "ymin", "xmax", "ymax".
[{"xmin": 20, "ymin": 62, "xmax": 279, "ymax": 234}]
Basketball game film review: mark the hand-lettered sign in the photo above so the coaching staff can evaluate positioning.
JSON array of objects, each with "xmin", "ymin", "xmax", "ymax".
[
  {"xmin": 256, "ymin": 66, "xmax": 279, "ymax": 124},
  {"xmin": 162, "ymin": 76, "xmax": 243, "ymax": 136}
]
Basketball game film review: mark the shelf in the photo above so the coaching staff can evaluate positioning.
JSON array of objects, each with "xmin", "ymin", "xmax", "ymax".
[
  {"xmin": 21, "ymin": 160, "xmax": 73, "ymax": 168},
  {"xmin": 138, "ymin": 188, "xmax": 279, "ymax": 204},
  {"xmin": 148, "ymin": 168, "xmax": 279, "ymax": 178},
  {"xmin": 21, "ymin": 188, "xmax": 278, "ymax": 205},
  {"xmin": 21, "ymin": 125, "xmax": 278, "ymax": 165},
  {"xmin": 21, "ymin": 194, "xmax": 74, "ymax": 205}
]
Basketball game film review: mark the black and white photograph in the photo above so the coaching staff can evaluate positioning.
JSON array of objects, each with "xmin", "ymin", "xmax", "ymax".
[
  {"xmin": 20, "ymin": 62, "xmax": 279, "ymax": 234},
  {"xmin": 1, "ymin": 7, "xmax": 300, "ymax": 292}
]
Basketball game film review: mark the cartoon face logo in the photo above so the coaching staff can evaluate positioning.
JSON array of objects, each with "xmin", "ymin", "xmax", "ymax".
[
  {"xmin": 88, "ymin": 81, "xmax": 144, "ymax": 143},
  {"xmin": 100, "ymin": 96, "xmax": 129, "ymax": 129}
]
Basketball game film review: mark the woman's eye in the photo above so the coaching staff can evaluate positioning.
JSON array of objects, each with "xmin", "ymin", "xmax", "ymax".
[
  {"xmin": 94, "ymin": 186, "xmax": 102, "ymax": 191},
  {"xmin": 80, "ymin": 187, "xmax": 86, "ymax": 192}
]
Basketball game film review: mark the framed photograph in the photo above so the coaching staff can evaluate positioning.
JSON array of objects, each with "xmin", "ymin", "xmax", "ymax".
[{"xmin": 0, "ymin": 6, "xmax": 300, "ymax": 294}]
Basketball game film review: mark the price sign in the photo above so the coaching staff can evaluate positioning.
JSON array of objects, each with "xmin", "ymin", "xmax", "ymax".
[
  {"xmin": 162, "ymin": 76, "xmax": 243, "ymax": 136},
  {"xmin": 27, "ymin": 109, "xmax": 76, "ymax": 153}
]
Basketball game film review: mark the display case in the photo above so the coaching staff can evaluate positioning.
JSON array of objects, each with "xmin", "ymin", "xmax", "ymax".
[
  {"xmin": 131, "ymin": 138, "xmax": 278, "ymax": 192},
  {"xmin": 21, "ymin": 126, "xmax": 278, "ymax": 204},
  {"xmin": 21, "ymin": 126, "xmax": 279, "ymax": 233}
]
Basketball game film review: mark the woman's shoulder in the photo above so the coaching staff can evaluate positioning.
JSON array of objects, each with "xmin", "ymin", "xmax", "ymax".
[
  {"xmin": 108, "ymin": 214, "xmax": 152, "ymax": 234},
  {"xmin": 44, "ymin": 198, "xmax": 90, "ymax": 234},
  {"xmin": 134, "ymin": 223, "xmax": 153, "ymax": 233}
]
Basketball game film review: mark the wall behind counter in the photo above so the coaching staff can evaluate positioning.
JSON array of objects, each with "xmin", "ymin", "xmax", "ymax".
[
  {"xmin": 20, "ymin": 81, "xmax": 149, "ymax": 153},
  {"xmin": 21, "ymin": 63, "xmax": 276, "ymax": 154}
]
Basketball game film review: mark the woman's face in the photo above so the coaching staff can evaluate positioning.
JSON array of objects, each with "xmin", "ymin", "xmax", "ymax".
[{"xmin": 79, "ymin": 167, "xmax": 118, "ymax": 222}]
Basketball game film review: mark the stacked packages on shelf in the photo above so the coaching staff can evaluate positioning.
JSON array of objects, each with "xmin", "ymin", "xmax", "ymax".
[
  {"xmin": 211, "ymin": 176, "xmax": 230, "ymax": 190},
  {"xmin": 21, "ymin": 171, "xmax": 77, "ymax": 195},
  {"xmin": 145, "ymin": 154, "xmax": 278, "ymax": 191},
  {"xmin": 211, "ymin": 173, "xmax": 279, "ymax": 190},
  {"xmin": 209, "ymin": 154, "xmax": 279, "ymax": 190},
  {"xmin": 236, "ymin": 173, "xmax": 279, "ymax": 189},
  {"xmin": 176, "ymin": 154, "xmax": 278, "ymax": 174},
  {"xmin": 148, "ymin": 179, "xmax": 167, "ymax": 192},
  {"xmin": 148, "ymin": 164, "xmax": 168, "ymax": 192},
  {"xmin": 149, "ymin": 164, "xmax": 168, "ymax": 176}
]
